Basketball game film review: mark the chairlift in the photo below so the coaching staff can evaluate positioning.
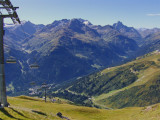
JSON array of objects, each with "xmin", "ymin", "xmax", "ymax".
[
  {"xmin": 29, "ymin": 63, "xmax": 40, "ymax": 69},
  {"xmin": 29, "ymin": 56, "xmax": 40, "ymax": 69},
  {"xmin": 6, "ymin": 56, "xmax": 16, "ymax": 64}
]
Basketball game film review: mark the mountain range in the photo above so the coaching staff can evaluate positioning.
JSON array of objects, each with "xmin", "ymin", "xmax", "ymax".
[{"xmin": 3, "ymin": 18, "xmax": 160, "ymax": 96}]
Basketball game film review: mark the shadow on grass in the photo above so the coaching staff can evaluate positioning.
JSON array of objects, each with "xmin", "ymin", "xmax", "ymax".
[
  {"xmin": 9, "ymin": 107, "xmax": 28, "ymax": 119},
  {"xmin": 0, "ymin": 108, "xmax": 17, "ymax": 119},
  {"xmin": 32, "ymin": 110, "xmax": 47, "ymax": 116},
  {"xmin": 17, "ymin": 96, "xmax": 42, "ymax": 102}
]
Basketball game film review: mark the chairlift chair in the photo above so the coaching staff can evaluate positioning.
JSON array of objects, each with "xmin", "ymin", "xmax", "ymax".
[
  {"xmin": 6, "ymin": 56, "xmax": 16, "ymax": 64},
  {"xmin": 29, "ymin": 63, "xmax": 40, "ymax": 69}
]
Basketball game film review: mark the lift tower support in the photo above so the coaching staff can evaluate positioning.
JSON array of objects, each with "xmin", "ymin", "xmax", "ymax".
[{"xmin": 0, "ymin": 0, "xmax": 21, "ymax": 107}]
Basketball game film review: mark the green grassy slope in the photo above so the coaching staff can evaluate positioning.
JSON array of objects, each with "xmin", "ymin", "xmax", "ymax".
[
  {"xmin": 94, "ymin": 51, "xmax": 160, "ymax": 108},
  {"xmin": 58, "ymin": 51, "xmax": 160, "ymax": 109},
  {"xmin": 0, "ymin": 96, "xmax": 160, "ymax": 120}
]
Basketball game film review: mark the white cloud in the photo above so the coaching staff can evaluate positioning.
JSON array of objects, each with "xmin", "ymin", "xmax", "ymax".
[{"xmin": 147, "ymin": 14, "xmax": 160, "ymax": 16}]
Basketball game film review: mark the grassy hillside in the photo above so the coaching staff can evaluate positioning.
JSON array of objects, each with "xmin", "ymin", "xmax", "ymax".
[
  {"xmin": 55, "ymin": 51, "xmax": 160, "ymax": 109},
  {"xmin": 95, "ymin": 51, "xmax": 160, "ymax": 108},
  {"xmin": 0, "ymin": 96, "xmax": 160, "ymax": 120}
]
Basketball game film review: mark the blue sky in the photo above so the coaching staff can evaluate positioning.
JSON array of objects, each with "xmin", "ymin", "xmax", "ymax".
[{"xmin": 4, "ymin": 0, "xmax": 160, "ymax": 28}]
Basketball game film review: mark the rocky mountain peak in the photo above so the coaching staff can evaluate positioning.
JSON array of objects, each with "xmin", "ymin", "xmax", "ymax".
[
  {"xmin": 51, "ymin": 19, "xmax": 69, "ymax": 27},
  {"xmin": 112, "ymin": 21, "xmax": 142, "ymax": 44},
  {"xmin": 75, "ymin": 18, "xmax": 92, "ymax": 26},
  {"xmin": 69, "ymin": 19, "xmax": 84, "ymax": 26},
  {"xmin": 68, "ymin": 18, "xmax": 86, "ymax": 33},
  {"xmin": 113, "ymin": 21, "xmax": 126, "ymax": 30}
]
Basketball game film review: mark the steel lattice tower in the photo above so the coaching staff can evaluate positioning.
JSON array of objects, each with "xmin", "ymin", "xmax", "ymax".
[{"xmin": 0, "ymin": 0, "xmax": 20, "ymax": 107}]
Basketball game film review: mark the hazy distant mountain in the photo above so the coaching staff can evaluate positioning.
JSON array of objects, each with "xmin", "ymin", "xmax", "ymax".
[
  {"xmin": 22, "ymin": 18, "xmax": 138, "ymax": 85},
  {"xmin": 4, "ymin": 21, "xmax": 44, "ymax": 50},
  {"xmin": 5, "ymin": 21, "xmax": 44, "ymax": 35},
  {"xmin": 113, "ymin": 21, "xmax": 142, "ymax": 45},
  {"xmin": 137, "ymin": 32, "xmax": 160, "ymax": 56},
  {"xmin": 3, "ymin": 19, "xmax": 140, "ymax": 94},
  {"xmin": 4, "ymin": 18, "xmax": 160, "ymax": 95},
  {"xmin": 137, "ymin": 28, "xmax": 160, "ymax": 38},
  {"xmin": 91, "ymin": 25, "xmax": 120, "ymax": 42}
]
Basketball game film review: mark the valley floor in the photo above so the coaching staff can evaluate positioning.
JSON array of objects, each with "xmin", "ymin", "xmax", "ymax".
[{"xmin": 0, "ymin": 96, "xmax": 160, "ymax": 120}]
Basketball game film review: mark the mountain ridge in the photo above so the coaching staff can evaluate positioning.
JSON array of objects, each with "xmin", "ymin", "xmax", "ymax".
[{"xmin": 3, "ymin": 18, "xmax": 160, "ymax": 96}]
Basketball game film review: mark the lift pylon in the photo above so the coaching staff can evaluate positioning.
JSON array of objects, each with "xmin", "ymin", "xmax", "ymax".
[{"xmin": 0, "ymin": 0, "xmax": 20, "ymax": 107}]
